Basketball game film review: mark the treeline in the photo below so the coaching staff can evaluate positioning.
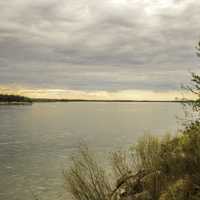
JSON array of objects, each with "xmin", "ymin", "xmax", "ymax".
[{"xmin": 0, "ymin": 94, "xmax": 32, "ymax": 103}]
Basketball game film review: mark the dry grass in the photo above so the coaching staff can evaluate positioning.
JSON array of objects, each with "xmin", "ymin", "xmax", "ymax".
[
  {"xmin": 64, "ymin": 145, "xmax": 112, "ymax": 200},
  {"xmin": 111, "ymin": 150, "xmax": 133, "ymax": 178}
]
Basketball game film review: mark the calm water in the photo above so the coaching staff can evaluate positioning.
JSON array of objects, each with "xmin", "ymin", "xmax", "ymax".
[{"xmin": 0, "ymin": 102, "xmax": 185, "ymax": 200}]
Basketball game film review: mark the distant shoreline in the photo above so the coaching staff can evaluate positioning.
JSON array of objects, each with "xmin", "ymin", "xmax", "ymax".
[
  {"xmin": 0, "ymin": 94, "xmax": 194, "ymax": 105},
  {"xmin": 31, "ymin": 98, "xmax": 193, "ymax": 103}
]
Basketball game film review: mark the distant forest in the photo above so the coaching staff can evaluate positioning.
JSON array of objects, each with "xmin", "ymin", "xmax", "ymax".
[{"xmin": 0, "ymin": 94, "xmax": 32, "ymax": 103}]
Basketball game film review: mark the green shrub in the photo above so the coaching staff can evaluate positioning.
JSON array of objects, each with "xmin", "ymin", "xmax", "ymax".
[{"xmin": 131, "ymin": 135, "xmax": 162, "ymax": 172}]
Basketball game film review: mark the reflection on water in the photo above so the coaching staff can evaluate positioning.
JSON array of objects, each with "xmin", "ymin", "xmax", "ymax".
[{"xmin": 0, "ymin": 102, "xmax": 185, "ymax": 200}]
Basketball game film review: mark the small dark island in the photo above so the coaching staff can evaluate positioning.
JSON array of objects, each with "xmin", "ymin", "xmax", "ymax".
[{"xmin": 0, "ymin": 94, "xmax": 32, "ymax": 105}]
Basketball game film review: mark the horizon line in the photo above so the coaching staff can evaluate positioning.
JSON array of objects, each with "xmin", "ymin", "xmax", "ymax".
[{"xmin": 31, "ymin": 97, "xmax": 193, "ymax": 103}]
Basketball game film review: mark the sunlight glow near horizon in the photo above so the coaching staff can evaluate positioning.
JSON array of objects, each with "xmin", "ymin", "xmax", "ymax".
[{"xmin": 0, "ymin": 85, "xmax": 195, "ymax": 101}]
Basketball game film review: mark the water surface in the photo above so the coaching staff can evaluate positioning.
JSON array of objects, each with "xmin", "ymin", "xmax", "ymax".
[{"xmin": 0, "ymin": 102, "xmax": 185, "ymax": 200}]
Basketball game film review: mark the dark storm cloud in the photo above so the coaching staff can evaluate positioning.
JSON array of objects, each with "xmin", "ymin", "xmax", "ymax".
[{"xmin": 0, "ymin": 0, "xmax": 200, "ymax": 91}]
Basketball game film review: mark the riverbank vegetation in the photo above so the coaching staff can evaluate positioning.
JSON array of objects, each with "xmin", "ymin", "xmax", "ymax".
[
  {"xmin": 64, "ymin": 42, "xmax": 200, "ymax": 200},
  {"xmin": 65, "ymin": 120, "xmax": 200, "ymax": 200}
]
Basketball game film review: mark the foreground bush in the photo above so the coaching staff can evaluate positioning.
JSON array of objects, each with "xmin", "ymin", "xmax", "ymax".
[{"xmin": 65, "ymin": 120, "xmax": 200, "ymax": 200}]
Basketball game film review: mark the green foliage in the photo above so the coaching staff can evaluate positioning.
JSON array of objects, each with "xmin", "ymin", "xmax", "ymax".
[
  {"xmin": 132, "ymin": 135, "xmax": 162, "ymax": 172},
  {"xmin": 181, "ymin": 121, "xmax": 200, "ymax": 183},
  {"xmin": 159, "ymin": 178, "xmax": 192, "ymax": 200},
  {"xmin": 185, "ymin": 73, "xmax": 200, "ymax": 112},
  {"xmin": 184, "ymin": 42, "xmax": 200, "ymax": 112}
]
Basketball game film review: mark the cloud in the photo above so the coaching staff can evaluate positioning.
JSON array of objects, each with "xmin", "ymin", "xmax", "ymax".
[{"xmin": 0, "ymin": 0, "xmax": 200, "ymax": 97}]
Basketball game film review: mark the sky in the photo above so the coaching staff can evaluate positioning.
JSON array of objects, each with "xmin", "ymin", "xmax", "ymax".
[{"xmin": 0, "ymin": 0, "xmax": 200, "ymax": 100}]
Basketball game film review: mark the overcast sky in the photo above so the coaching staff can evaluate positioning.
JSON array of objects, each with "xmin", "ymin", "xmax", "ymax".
[{"xmin": 0, "ymin": 0, "xmax": 200, "ymax": 99}]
